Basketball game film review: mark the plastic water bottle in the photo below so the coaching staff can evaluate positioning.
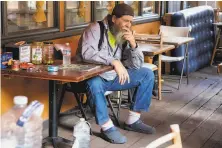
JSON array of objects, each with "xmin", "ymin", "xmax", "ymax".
[
  {"xmin": 63, "ymin": 43, "xmax": 71, "ymax": 65},
  {"xmin": 1, "ymin": 97, "xmax": 44, "ymax": 148},
  {"xmin": 16, "ymin": 100, "xmax": 44, "ymax": 148},
  {"xmin": 1, "ymin": 96, "xmax": 27, "ymax": 148},
  {"xmin": 72, "ymin": 118, "xmax": 91, "ymax": 148}
]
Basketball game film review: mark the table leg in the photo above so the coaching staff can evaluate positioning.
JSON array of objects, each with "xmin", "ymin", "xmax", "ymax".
[
  {"xmin": 158, "ymin": 54, "xmax": 162, "ymax": 100},
  {"xmin": 42, "ymin": 80, "xmax": 73, "ymax": 148}
]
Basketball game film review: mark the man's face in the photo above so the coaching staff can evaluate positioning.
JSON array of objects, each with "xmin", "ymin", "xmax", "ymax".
[
  {"xmin": 112, "ymin": 15, "xmax": 133, "ymax": 44},
  {"xmin": 112, "ymin": 15, "xmax": 133, "ymax": 33}
]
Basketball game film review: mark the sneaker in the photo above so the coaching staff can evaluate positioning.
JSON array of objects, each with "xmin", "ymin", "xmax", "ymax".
[
  {"xmin": 124, "ymin": 120, "xmax": 156, "ymax": 134},
  {"xmin": 100, "ymin": 126, "xmax": 127, "ymax": 144}
]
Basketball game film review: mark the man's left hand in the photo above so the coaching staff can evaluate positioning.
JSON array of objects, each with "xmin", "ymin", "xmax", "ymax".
[{"xmin": 122, "ymin": 27, "xmax": 137, "ymax": 48}]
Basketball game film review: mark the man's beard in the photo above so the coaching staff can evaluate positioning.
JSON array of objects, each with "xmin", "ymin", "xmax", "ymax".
[{"xmin": 110, "ymin": 25, "xmax": 126, "ymax": 45}]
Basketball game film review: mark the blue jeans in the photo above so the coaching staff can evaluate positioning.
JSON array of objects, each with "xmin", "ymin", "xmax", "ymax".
[{"xmin": 86, "ymin": 67, "xmax": 154, "ymax": 125}]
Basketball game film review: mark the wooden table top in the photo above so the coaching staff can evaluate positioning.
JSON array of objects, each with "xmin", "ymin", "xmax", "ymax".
[
  {"xmin": 163, "ymin": 36, "xmax": 195, "ymax": 46},
  {"xmin": 1, "ymin": 61, "xmax": 113, "ymax": 83},
  {"xmin": 138, "ymin": 43, "xmax": 176, "ymax": 56},
  {"xmin": 135, "ymin": 34, "xmax": 194, "ymax": 47}
]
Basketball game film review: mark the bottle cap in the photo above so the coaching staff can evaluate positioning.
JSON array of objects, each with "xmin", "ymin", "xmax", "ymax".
[
  {"xmin": 80, "ymin": 118, "xmax": 85, "ymax": 122},
  {"xmin": 13, "ymin": 96, "xmax": 28, "ymax": 105}
]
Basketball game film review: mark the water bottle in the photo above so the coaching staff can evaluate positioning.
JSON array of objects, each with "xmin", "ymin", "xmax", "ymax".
[
  {"xmin": 16, "ymin": 100, "xmax": 44, "ymax": 148},
  {"xmin": 63, "ymin": 43, "xmax": 71, "ymax": 65},
  {"xmin": 72, "ymin": 118, "xmax": 91, "ymax": 148},
  {"xmin": 1, "ymin": 96, "xmax": 27, "ymax": 148}
]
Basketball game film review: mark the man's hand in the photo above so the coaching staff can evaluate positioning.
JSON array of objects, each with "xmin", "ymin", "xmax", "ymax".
[
  {"xmin": 111, "ymin": 60, "xmax": 130, "ymax": 85},
  {"xmin": 122, "ymin": 27, "xmax": 136, "ymax": 48}
]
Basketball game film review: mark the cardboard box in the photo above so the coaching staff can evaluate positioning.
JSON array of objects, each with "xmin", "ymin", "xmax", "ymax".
[{"xmin": 5, "ymin": 43, "xmax": 31, "ymax": 63}]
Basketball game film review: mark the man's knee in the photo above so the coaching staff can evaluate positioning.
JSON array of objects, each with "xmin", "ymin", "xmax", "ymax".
[
  {"xmin": 86, "ymin": 76, "xmax": 105, "ymax": 94},
  {"xmin": 140, "ymin": 67, "xmax": 155, "ymax": 82}
]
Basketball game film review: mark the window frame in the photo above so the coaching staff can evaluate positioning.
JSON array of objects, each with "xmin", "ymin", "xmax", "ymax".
[
  {"xmin": 65, "ymin": 1, "xmax": 161, "ymax": 30},
  {"xmin": 1, "ymin": 1, "xmax": 60, "ymax": 43},
  {"xmin": 65, "ymin": 1, "xmax": 93, "ymax": 31},
  {"xmin": 1, "ymin": 1, "xmax": 161, "ymax": 46}
]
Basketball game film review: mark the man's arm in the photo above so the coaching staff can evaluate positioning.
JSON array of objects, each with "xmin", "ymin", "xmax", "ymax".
[
  {"xmin": 121, "ymin": 28, "xmax": 144, "ymax": 69},
  {"xmin": 80, "ymin": 23, "xmax": 117, "ymax": 65},
  {"xmin": 122, "ymin": 42, "xmax": 144, "ymax": 69}
]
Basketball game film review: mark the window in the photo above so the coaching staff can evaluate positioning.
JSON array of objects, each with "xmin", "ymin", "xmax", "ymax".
[
  {"xmin": 167, "ymin": 1, "xmax": 181, "ymax": 13},
  {"xmin": 94, "ymin": 1, "xmax": 115, "ymax": 21},
  {"xmin": 184, "ymin": 1, "xmax": 217, "ymax": 9},
  {"xmin": 65, "ymin": 1, "xmax": 91, "ymax": 27},
  {"xmin": 142, "ymin": 1, "xmax": 157, "ymax": 16},
  {"xmin": 6, "ymin": 1, "xmax": 54, "ymax": 33},
  {"xmin": 1, "ymin": 1, "xmax": 161, "ymax": 45}
]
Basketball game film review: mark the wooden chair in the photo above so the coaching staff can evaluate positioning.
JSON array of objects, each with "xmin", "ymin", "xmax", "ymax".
[{"xmin": 146, "ymin": 124, "xmax": 182, "ymax": 148}]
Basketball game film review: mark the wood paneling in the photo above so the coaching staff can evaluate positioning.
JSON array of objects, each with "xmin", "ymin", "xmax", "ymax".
[
  {"xmin": 217, "ymin": 1, "xmax": 222, "ymax": 10},
  {"xmin": 1, "ymin": 77, "xmax": 76, "ymax": 119},
  {"xmin": 132, "ymin": 21, "xmax": 160, "ymax": 34},
  {"xmin": 59, "ymin": 1, "xmax": 65, "ymax": 32},
  {"xmin": 51, "ymin": 35, "xmax": 81, "ymax": 58}
]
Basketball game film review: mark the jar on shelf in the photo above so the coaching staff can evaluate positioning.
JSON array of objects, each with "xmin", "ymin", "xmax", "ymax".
[
  {"xmin": 43, "ymin": 42, "xmax": 54, "ymax": 65},
  {"xmin": 31, "ymin": 42, "xmax": 43, "ymax": 65}
]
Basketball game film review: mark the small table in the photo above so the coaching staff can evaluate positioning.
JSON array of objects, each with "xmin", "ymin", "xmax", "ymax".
[
  {"xmin": 138, "ymin": 43, "xmax": 176, "ymax": 100},
  {"xmin": 211, "ymin": 22, "xmax": 222, "ymax": 65},
  {"xmin": 1, "ymin": 61, "xmax": 113, "ymax": 148}
]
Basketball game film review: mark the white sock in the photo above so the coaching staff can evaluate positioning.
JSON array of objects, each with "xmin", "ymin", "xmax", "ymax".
[
  {"xmin": 101, "ymin": 119, "xmax": 114, "ymax": 131},
  {"xmin": 125, "ymin": 110, "xmax": 141, "ymax": 125}
]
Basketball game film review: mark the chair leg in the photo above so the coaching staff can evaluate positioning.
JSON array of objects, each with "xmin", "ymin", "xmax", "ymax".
[
  {"xmin": 178, "ymin": 43, "xmax": 188, "ymax": 90},
  {"xmin": 153, "ymin": 69, "xmax": 158, "ymax": 96},
  {"xmin": 106, "ymin": 95, "xmax": 120, "ymax": 127},
  {"xmin": 57, "ymin": 83, "xmax": 67, "ymax": 116},
  {"xmin": 117, "ymin": 91, "xmax": 122, "ymax": 119},
  {"xmin": 186, "ymin": 43, "xmax": 189, "ymax": 85},
  {"xmin": 73, "ymin": 92, "xmax": 88, "ymax": 121},
  {"xmin": 178, "ymin": 58, "xmax": 185, "ymax": 90}
]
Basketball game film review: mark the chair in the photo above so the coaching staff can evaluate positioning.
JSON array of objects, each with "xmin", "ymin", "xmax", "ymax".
[
  {"xmin": 159, "ymin": 25, "xmax": 191, "ymax": 90},
  {"xmin": 146, "ymin": 124, "xmax": 182, "ymax": 148},
  {"xmin": 57, "ymin": 82, "xmax": 120, "ymax": 126}
]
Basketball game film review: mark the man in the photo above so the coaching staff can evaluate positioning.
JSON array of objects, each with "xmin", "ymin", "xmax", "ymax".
[{"xmin": 75, "ymin": 3, "xmax": 155, "ymax": 144}]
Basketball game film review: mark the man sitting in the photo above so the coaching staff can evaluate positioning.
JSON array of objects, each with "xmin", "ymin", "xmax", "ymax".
[{"xmin": 74, "ymin": 3, "xmax": 155, "ymax": 144}]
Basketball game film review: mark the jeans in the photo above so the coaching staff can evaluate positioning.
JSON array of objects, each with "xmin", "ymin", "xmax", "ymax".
[{"xmin": 86, "ymin": 67, "xmax": 154, "ymax": 125}]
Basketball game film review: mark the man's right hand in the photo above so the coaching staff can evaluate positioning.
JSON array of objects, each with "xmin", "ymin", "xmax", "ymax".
[{"xmin": 111, "ymin": 60, "xmax": 130, "ymax": 85}]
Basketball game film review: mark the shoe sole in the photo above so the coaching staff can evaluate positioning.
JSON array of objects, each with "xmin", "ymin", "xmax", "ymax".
[
  {"xmin": 100, "ymin": 133, "xmax": 126, "ymax": 144},
  {"xmin": 124, "ymin": 126, "xmax": 156, "ymax": 134}
]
